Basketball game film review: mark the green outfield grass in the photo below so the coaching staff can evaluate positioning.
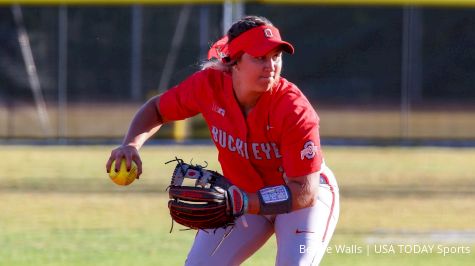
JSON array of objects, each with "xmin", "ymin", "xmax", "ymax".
[{"xmin": 0, "ymin": 145, "xmax": 474, "ymax": 265}]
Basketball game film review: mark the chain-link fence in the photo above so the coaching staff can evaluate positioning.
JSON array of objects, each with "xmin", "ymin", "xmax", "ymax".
[{"xmin": 1, "ymin": 4, "xmax": 474, "ymax": 143}]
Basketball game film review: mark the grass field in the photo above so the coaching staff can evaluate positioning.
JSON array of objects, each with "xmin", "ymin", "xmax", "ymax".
[{"xmin": 0, "ymin": 145, "xmax": 474, "ymax": 265}]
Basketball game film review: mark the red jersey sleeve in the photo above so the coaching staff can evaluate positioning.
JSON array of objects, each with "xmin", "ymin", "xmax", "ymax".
[
  {"xmin": 276, "ymin": 88, "xmax": 323, "ymax": 178},
  {"xmin": 158, "ymin": 70, "xmax": 211, "ymax": 122}
]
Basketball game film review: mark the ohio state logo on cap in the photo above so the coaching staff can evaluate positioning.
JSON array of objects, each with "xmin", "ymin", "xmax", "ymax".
[
  {"xmin": 300, "ymin": 141, "xmax": 318, "ymax": 160},
  {"xmin": 264, "ymin": 28, "xmax": 273, "ymax": 38}
]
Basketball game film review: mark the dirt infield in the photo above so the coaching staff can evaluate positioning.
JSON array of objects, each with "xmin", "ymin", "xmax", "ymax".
[{"xmin": 1, "ymin": 103, "xmax": 474, "ymax": 140}]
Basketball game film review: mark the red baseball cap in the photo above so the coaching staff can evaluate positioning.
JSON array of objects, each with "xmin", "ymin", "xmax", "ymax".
[{"xmin": 208, "ymin": 25, "xmax": 294, "ymax": 61}]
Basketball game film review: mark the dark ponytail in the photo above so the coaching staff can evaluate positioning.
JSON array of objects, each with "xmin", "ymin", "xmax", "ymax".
[{"xmin": 227, "ymin": 16, "xmax": 273, "ymax": 43}]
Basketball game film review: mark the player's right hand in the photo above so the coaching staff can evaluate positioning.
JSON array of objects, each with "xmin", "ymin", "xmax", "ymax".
[{"xmin": 106, "ymin": 145, "xmax": 143, "ymax": 178}]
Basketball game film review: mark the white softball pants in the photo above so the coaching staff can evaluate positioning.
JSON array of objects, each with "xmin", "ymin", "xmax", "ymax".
[{"xmin": 185, "ymin": 165, "xmax": 340, "ymax": 266}]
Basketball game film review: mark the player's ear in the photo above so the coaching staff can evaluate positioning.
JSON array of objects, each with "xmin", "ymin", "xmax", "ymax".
[
  {"xmin": 231, "ymin": 60, "xmax": 239, "ymax": 71},
  {"xmin": 232, "ymin": 56, "xmax": 242, "ymax": 71}
]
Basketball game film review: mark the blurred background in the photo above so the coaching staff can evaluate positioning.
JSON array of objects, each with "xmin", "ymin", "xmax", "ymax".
[{"xmin": 1, "ymin": 0, "xmax": 474, "ymax": 145}]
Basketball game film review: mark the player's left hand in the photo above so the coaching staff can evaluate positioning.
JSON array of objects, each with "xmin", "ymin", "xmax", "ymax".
[{"xmin": 167, "ymin": 158, "xmax": 247, "ymax": 230}]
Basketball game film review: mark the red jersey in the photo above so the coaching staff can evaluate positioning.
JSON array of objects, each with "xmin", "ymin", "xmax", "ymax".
[{"xmin": 158, "ymin": 68, "xmax": 322, "ymax": 193}]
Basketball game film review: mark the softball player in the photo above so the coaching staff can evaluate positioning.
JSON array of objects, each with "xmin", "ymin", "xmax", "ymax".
[{"xmin": 106, "ymin": 16, "xmax": 339, "ymax": 265}]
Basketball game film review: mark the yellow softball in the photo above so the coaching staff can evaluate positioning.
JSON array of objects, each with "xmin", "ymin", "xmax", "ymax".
[{"xmin": 109, "ymin": 159, "xmax": 138, "ymax": 186}]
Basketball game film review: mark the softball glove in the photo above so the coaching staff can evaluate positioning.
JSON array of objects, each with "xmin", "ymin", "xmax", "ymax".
[{"xmin": 167, "ymin": 158, "xmax": 247, "ymax": 230}]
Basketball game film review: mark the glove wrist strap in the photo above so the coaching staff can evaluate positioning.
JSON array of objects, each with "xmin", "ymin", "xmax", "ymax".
[{"xmin": 242, "ymin": 192, "xmax": 249, "ymax": 214}]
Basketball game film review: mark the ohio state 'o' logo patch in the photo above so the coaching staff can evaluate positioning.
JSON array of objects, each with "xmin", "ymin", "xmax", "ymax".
[
  {"xmin": 264, "ymin": 28, "xmax": 273, "ymax": 38},
  {"xmin": 300, "ymin": 141, "xmax": 318, "ymax": 160}
]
